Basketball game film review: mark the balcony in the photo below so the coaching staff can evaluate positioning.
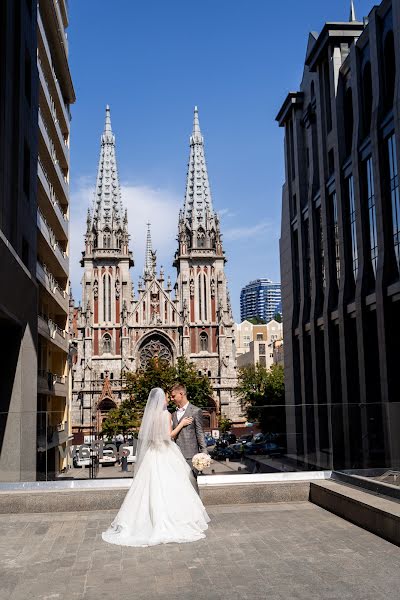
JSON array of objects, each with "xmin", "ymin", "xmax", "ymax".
[
  {"xmin": 38, "ymin": 314, "xmax": 69, "ymax": 353},
  {"xmin": 37, "ymin": 10, "xmax": 70, "ymax": 131},
  {"xmin": 36, "ymin": 261, "xmax": 69, "ymax": 313},
  {"xmin": 37, "ymin": 6, "xmax": 74, "ymax": 105},
  {"xmin": 54, "ymin": 0, "xmax": 69, "ymax": 57},
  {"xmin": 37, "ymin": 421, "xmax": 69, "ymax": 451},
  {"xmin": 38, "ymin": 59, "xmax": 68, "ymax": 168},
  {"xmin": 38, "ymin": 369, "xmax": 67, "ymax": 397},
  {"xmin": 39, "ymin": 111, "xmax": 69, "ymax": 204},
  {"xmin": 38, "ymin": 159, "xmax": 68, "ymax": 239},
  {"xmin": 37, "ymin": 208, "xmax": 68, "ymax": 277}
]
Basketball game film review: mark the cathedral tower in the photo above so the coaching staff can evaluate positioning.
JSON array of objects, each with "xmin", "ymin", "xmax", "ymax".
[
  {"xmin": 174, "ymin": 107, "xmax": 238, "ymax": 418},
  {"xmin": 72, "ymin": 107, "xmax": 134, "ymax": 433}
]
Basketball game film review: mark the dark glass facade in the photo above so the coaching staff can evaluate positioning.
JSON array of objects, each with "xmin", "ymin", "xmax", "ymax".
[{"xmin": 276, "ymin": 0, "xmax": 400, "ymax": 471}]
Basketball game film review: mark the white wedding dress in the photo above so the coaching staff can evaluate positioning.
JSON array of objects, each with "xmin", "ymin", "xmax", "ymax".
[{"xmin": 102, "ymin": 389, "xmax": 210, "ymax": 547}]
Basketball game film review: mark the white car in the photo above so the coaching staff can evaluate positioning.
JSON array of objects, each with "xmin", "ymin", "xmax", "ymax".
[
  {"xmin": 99, "ymin": 448, "xmax": 117, "ymax": 465},
  {"xmin": 73, "ymin": 453, "xmax": 92, "ymax": 468},
  {"xmin": 124, "ymin": 445, "xmax": 137, "ymax": 464}
]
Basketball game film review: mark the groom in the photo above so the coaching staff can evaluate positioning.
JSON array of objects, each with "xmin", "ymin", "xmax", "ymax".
[{"xmin": 170, "ymin": 383, "xmax": 208, "ymax": 478}]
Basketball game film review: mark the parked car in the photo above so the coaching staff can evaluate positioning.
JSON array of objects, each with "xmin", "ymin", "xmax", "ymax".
[
  {"xmin": 73, "ymin": 453, "xmax": 91, "ymax": 468},
  {"xmin": 210, "ymin": 446, "xmax": 235, "ymax": 461},
  {"xmin": 221, "ymin": 432, "xmax": 237, "ymax": 445},
  {"xmin": 228, "ymin": 443, "xmax": 246, "ymax": 458},
  {"xmin": 99, "ymin": 449, "xmax": 117, "ymax": 465},
  {"xmin": 122, "ymin": 445, "xmax": 137, "ymax": 464},
  {"xmin": 238, "ymin": 434, "xmax": 253, "ymax": 445},
  {"xmin": 246, "ymin": 441, "xmax": 285, "ymax": 456},
  {"xmin": 204, "ymin": 435, "xmax": 216, "ymax": 447}
]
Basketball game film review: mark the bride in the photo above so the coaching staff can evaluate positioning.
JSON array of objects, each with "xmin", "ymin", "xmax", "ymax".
[{"xmin": 102, "ymin": 387, "xmax": 210, "ymax": 547}]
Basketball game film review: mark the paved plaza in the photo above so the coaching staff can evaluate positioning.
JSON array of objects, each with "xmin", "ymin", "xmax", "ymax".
[{"xmin": 0, "ymin": 502, "xmax": 399, "ymax": 600}]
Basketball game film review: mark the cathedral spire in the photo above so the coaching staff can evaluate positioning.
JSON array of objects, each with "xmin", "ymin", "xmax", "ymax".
[
  {"xmin": 349, "ymin": 0, "xmax": 356, "ymax": 22},
  {"xmin": 144, "ymin": 222, "xmax": 156, "ymax": 279},
  {"xmin": 91, "ymin": 105, "xmax": 124, "ymax": 240},
  {"xmin": 183, "ymin": 106, "xmax": 215, "ymax": 229}
]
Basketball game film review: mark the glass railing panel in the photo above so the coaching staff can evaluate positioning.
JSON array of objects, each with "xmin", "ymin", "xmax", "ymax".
[{"xmin": 0, "ymin": 403, "xmax": 398, "ymax": 483}]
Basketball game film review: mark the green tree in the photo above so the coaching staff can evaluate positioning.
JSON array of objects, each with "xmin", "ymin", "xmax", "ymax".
[
  {"xmin": 235, "ymin": 363, "xmax": 285, "ymax": 434},
  {"xmin": 247, "ymin": 316, "xmax": 267, "ymax": 325},
  {"xmin": 100, "ymin": 357, "xmax": 215, "ymax": 436},
  {"xmin": 272, "ymin": 313, "xmax": 282, "ymax": 323},
  {"xmin": 174, "ymin": 356, "xmax": 214, "ymax": 409},
  {"xmin": 101, "ymin": 400, "xmax": 140, "ymax": 439},
  {"xmin": 125, "ymin": 358, "xmax": 176, "ymax": 414},
  {"xmin": 219, "ymin": 416, "xmax": 232, "ymax": 433}
]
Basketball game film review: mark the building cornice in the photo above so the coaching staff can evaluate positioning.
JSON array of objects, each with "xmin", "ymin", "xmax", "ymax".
[
  {"xmin": 276, "ymin": 92, "xmax": 304, "ymax": 126},
  {"xmin": 305, "ymin": 22, "xmax": 364, "ymax": 72}
]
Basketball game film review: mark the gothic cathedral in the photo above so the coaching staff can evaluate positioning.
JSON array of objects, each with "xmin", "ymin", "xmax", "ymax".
[{"xmin": 70, "ymin": 106, "xmax": 239, "ymax": 436}]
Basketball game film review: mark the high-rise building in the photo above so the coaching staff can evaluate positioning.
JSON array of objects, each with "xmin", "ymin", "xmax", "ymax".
[
  {"xmin": 240, "ymin": 279, "xmax": 281, "ymax": 323},
  {"xmin": 71, "ymin": 106, "xmax": 240, "ymax": 437},
  {"xmin": 0, "ymin": 0, "xmax": 39, "ymax": 481},
  {"xmin": 36, "ymin": 0, "xmax": 75, "ymax": 478},
  {"xmin": 276, "ymin": 0, "xmax": 399, "ymax": 470},
  {"xmin": 0, "ymin": 0, "xmax": 75, "ymax": 481}
]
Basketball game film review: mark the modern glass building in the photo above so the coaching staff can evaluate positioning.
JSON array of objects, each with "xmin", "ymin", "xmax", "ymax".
[
  {"xmin": 240, "ymin": 279, "xmax": 282, "ymax": 323},
  {"xmin": 276, "ymin": 0, "xmax": 400, "ymax": 471}
]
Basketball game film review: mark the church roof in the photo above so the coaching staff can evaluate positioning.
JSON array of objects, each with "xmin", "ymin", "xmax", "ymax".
[
  {"xmin": 182, "ymin": 106, "xmax": 216, "ymax": 231},
  {"xmin": 90, "ymin": 105, "xmax": 124, "ymax": 234}
]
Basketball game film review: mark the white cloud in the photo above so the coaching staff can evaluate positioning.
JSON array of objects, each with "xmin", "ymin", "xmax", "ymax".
[
  {"xmin": 217, "ymin": 208, "xmax": 236, "ymax": 218},
  {"xmin": 69, "ymin": 179, "xmax": 181, "ymax": 301},
  {"xmin": 223, "ymin": 221, "xmax": 272, "ymax": 241}
]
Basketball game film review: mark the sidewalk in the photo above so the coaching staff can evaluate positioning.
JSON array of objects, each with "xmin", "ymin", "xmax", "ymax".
[{"xmin": 1, "ymin": 502, "xmax": 399, "ymax": 600}]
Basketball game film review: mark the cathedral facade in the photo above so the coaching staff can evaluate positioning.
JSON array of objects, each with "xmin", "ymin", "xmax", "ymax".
[{"xmin": 70, "ymin": 106, "xmax": 239, "ymax": 436}]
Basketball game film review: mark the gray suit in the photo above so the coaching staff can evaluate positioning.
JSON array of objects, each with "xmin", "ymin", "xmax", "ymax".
[{"xmin": 172, "ymin": 403, "xmax": 207, "ymax": 461}]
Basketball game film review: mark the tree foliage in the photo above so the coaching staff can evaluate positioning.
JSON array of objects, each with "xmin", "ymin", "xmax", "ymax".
[
  {"xmin": 235, "ymin": 364, "xmax": 285, "ymax": 433},
  {"xmin": 218, "ymin": 417, "xmax": 233, "ymax": 433},
  {"xmin": 101, "ymin": 357, "xmax": 214, "ymax": 436},
  {"xmin": 272, "ymin": 312, "xmax": 282, "ymax": 323},
  {"xmin": 247, "ymin": 316, "xmax": 267, "ymax": 325},
  {"xmin": 101, "ymin": 401, "xmax": 140, "ymax": 438}
]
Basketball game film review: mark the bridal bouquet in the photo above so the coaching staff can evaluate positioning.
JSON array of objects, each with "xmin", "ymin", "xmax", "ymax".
[{"xmin": 192, "ymin": 453, "xmax": 211, "ymax": 472}]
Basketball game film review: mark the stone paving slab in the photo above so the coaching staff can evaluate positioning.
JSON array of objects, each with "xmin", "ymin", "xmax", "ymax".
[{"xmin": 0, "ymin": 502, "xmax": 399, "ymax": 600}]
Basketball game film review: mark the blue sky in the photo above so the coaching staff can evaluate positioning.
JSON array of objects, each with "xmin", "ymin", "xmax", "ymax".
[{"xmin": 68, "ymin": 0, "xmax": 374, "ymax": 320}]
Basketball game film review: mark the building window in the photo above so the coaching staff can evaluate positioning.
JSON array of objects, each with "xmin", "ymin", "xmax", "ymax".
[
  {"xmin": 288, "ymin": 120, "xmax": 296, "ymax": 182},
  {"xmin": 362, "ymin": 62, "xmax": 372, "ymax": 136},
  {"xmin": 24, "ymin": 48, "xmax": 31, "ymax": 106},
  {"xmin": 199, "ymin": 332, "xmax": 208, "ymax": 352},
  {"xmin": 198, "ymin": 273, "xmax": 208, "ymax": 321},
  {"xmin": 316, "ymin": 207, "xmax": 326, "ymax": 295},
  {"xmin": 303, "ymin": 219, "xmax": 311, "ymax": 303},
  {"xmin": 103, "ymin": 274, "xmax": 112, "ymax": 322},
  {"xmin": 256, "ymin": 333, "xmax": 263, "ymax": 341},
  {"xmin": 328, "ymin": 149, "xmax": 335, "ymax": 177},
  {"xmin": 197, "ymin": 228, "xmax": 205, "ymax": 248},
  {"xmin": 292, "ymin": 230, "xmax": 300, "ymax": 319},
  {"xmin": 259, "ymin": 356, "xmax": 266, "ymax": 367},
  {"xmin": 323, "ymin": 61, "xmax": 332, "ymax": 133},
  {"xmin": 366, "ymin": 158, "xmax": 378, "ymax": 277},
  {"xmin": 388, "ymin": 134, "xmax": 400, "ymax": 271},
  {"xmin": 383, "ymin": 31, "xmax": 395, "ymax": 111},
  {"xmin": 22, "ymin": 237, "xmax": 29, "ymax": 269},
  {"xmin": 330, "ymin": 191, "xmax": 340, "ymax": 286},
  {"xmin": 259, "ymin": 344, "xmax": 266, "ymax": 355},
  {"xmin": 102, "ymin": 334, "xmax": 112, "ymax": 354},
  {"xmin": 103, "ymin": 229, "xmax": 111, "ymax": 248},
  {"xmin": 344, "ymin": 88, "xmax": 353, "ymax": 157},
  {"xmin": 23, "ymin": 141, "xmax": 30, "ymax": 200},
  {"xmin": 347, "ymin": 176, "xmax": 358, "ymax": 281}
]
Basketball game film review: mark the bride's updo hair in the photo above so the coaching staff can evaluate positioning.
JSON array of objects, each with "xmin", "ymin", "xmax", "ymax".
[{"xmin": 171, "ymin": 382, "xmax": 186, "ymax": 395}]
